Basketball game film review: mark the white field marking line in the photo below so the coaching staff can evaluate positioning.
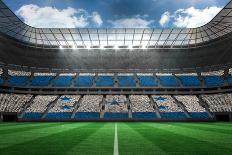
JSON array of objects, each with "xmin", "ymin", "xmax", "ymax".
[{"xmin": 114, "ymin": 123, "xmax": 119, "ymax": 155}]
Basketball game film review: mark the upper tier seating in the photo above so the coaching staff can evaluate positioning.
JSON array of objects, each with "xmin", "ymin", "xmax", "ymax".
[
  {"xmin": 227, "ymin": 75, "xmax": 232, "ymax": 85},
  {"xmin": 8, "ymin": 76, "xmax": 29, "ymax": 86},
  {"xmin": 0, "ymin": 94, "xmax": 32, "ymax": 112},
  {"xmin": 138, "ymin": 76, "xmax": 158, "ymax": 87},
  {"xmin": 118, "ymin": 76, "xmax": 136, "ymax": 87},
  {"xmin": 177, "ymin": 76, "xmax": 201, "ymax": 86},
  {"xmin": 201, "ymin": 94, "xmax": 232, "ymax": 112},
  {"xmin": 96, "ymin": 76, "xmax": 114, "ymax": 87},
  {"xmin": 203, "ymin": 76, "xmax": 224, "ymax": 87},
  {"xmin": 158, "ymin": 75, "xmax": 180, "ymax": 87},
  {"xmin": 46, "ymin": 95, "xmax": 80, "ymax": 119},
  {"xmin": 31, "ymin": 76, "xmax": 53, "ymax": 86},
  {"xmin": 175, "ymin": 95, "xmax": 209, "ymax": 118},
  {"xmin": 24, "ymin": 95, "xmax": 57, "ymax": 119},
  {"xmin": 104, "ymin": 95, "xmax": 128, "ymax": 119},
  {"xmin": 52, "ymin": 76, "xmax": 74, "ymax": 87},
  {"xmin": 75, "ymin": 76, "xmax": 94, "ymax": 87},
  {"xmin": 130, "ymin": 95, "xmax": 156, "ymax": 119},
  {"xmin": 152, "ymin": 95, "xmax": 186, "ymax": 119},
  {"xmin": 75, "ymin": 95, "xmax": 102, "ymax": 119}
]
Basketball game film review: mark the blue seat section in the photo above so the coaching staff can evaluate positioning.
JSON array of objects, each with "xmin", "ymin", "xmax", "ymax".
[
  {"xmin": 203, "ymin": 76, "xmax": 224, "ymax": 87},
  {"xmin": 31, "ymin": 76, "xmax": 53, "ymax": 86},
  {"xmin": 53, "ymin": 76, "xmax": 73, "ymax": 87},
  {"xmin": 74, "ymin": 112, "xmax": 100, "ymax": 119},
  {"xmin": 23, "ymin": 112, "xmax": 43, "ymax": 119},
  {"xmin": 45, "ymin": 112, "xmax": 71, "ymax": 119},
  {"xmin": 190, "ymin": 112, "xmax": 209, "ymax": 119},
  {"xmin": 160, "ymin": 112, "xmax": 186, "ymax": 119},
  {"xmin": 104, "ymin": 112, "xmax": 128, "ymax": 119},
  {"xmin": 0, "ymin": 77, "xmax": 4, "ymax": 85},
  {"xmin": 178, "ymin": 76, "xmax": 201, "ymax": 86},
  {"xmin": 118, "ymin": 76, "xmax": 136, "ymax": 87},
  {"xmin": 75, "ymin": 76, "xmax": 94, "ymax": 87},
  {"xmin": 227, "ymin": 76, "xmax": 232, "ymax": 85},
  {"xmin": 159, "ymin": 76, "xmax": 180, "ymax": 87},
  {"xmin": 8, "ymin": 76, "xmax": 29, "ymax": 86},
  {"xmin": 96, "ymin": 76, "xmax": 114, "ymax": 87},
  {"xmin": 132, "ymin": 112, "xmax": 156, "ymax": 119},
  {"xmin": 138, "ymin": 76, "xmax": 157, "ymax": 87}
]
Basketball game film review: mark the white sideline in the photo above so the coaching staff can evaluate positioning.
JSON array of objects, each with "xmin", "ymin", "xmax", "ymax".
[{"xmin": 114, "ymin": 123, "xmax": 119, "ymax": 155}]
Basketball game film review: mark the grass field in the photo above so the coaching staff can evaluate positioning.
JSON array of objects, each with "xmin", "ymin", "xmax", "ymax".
[{"xmin": 0, "ymin": 122, "xmax": 232, "ymax": 155}]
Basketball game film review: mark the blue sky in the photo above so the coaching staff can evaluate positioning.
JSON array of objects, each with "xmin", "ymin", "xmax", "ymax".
[{"xmin": 2, "ymin": 0, "xmax": 230, "ymax": 28}]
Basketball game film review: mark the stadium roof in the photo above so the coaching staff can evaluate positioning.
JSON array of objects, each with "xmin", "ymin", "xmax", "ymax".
[{"xmin": 0, "ymin": 0, "xmax": 232, "ymax": 49}]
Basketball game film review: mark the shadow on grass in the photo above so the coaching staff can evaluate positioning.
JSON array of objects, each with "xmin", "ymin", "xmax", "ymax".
[
  {"xmin": 0, "ymin": 123, "xmax": 104, "ymax": 155},
  {"xmin": 125, "ymin": 123, "xmax": 231, "ymax": 155}
]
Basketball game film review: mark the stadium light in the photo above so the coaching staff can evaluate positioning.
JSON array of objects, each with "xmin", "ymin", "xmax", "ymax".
[
  {"xmin": 59, "ymin": 45, "xmax": 63, "ymax": 49},
  {"xmin": 100, "ymin": 45, "xmax": 105, "ymax": 49},
  {"xmin": 86, "ymin": 45, "xmax": 91, "ymax": 50},
  {"xmin": 72, "ymin": 45, "xmax": 77, "ymax": 49}
]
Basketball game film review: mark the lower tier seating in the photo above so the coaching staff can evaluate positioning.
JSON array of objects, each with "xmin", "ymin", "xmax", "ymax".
[
  {"xmin": 74, "ymin": 112, "xmax": 100, "ymax": 119},
  {"xmin": 159, "ymin": 76, "xmax": 180, "ymax": 87},
  {"xmin": 24, "ymin": 112, "xmax": 43, "ymax": 119},
  {"xmin": 118, "ymin": 76, "xmax": 136, "ymax": 87},
  {"xmin": 160, "ymin": 112, "xmax": 186, "ymax": 119},
  {"xmin": 138, "ymin": 76, "xmax": 158, "ymax": 87},
  {"xmin": 132, "ymin": 112, "xmax": 156, "ymax": 119},
  {"xmin": 104, "ymin": 112, "xmax": 128, "ymax": 119},
  {"xmin": 46, "ymin": 112, "xmax": 72, "ymax": 119}
]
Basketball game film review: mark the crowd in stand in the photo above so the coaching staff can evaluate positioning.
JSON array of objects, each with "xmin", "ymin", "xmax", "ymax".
[
  {"xmin": 76, "ymin": 95, "xmax": 102, "ymax": 112},
  {"xmin": 201, "ymin": 94, "xmax": 232, "ymax": 112},
  {"xmin": 48, "ymin": 95, "xmax": 80, "ymax": 113},
  {"xmin": 26, "ymin": 95, "xmax": 57, "ymax": 112},
  {"xmin": 0, "ymin": 93, "xmax": 231, "ymax": 118},
  {"xmin": 105, "ymin": 95, "xmax": 128, "ymax": 112},
  {"xmin": 0, "ymin": 94, "xmax": 32, "ymax": 112},
  {"xmin": 152, "ymin": 95, "xmax": 183, "ymax": 112},
  {"xmin": 130, "ymin": 95, "xmax": 154, "ymax": 112},
  {"xmin": 175, "ymin": 95, "xmax": 206, "ymax": 112}
]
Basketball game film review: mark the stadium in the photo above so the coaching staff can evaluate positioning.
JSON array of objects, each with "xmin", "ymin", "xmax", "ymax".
[{"xmin": 0, "ymin": 0, "xmax": 232, "ymax": 154}]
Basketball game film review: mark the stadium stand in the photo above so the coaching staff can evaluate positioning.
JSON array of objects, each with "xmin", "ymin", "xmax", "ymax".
[
  {"xmin": 118, "ymin": 75, "xmax": 136, "ymax": 87},
  {"xmin": 23, "ymin": 95, "xmax": 57, "ymax": 119},
  {"xmin": 31, "ymin": 73, "xmax": 55, "ymax": 86},
  {"xmin": 0, "ymin": 94, "xmax": 32, "ymax": 112},
  {"xmin": 104, "ymin": 95, "xmax": 128, "ymax": 119},
  {"xmin": 96, "ymin": 74, "xmax": 114, "ymax": 87},
  {"xmin": 137, "ymin": 74, "xmax": 158, "ymax": 87},
  {"xmin": 152, "ymin": 95, "xmax": 186, "ymax": 119},
  {"xmin": 201, "ymin": 94, "xmax": 232, "ymax": 112},
  {"xmin": 46, "ymin": 95, "xmax": 80, "ymax": 119},
  {"xmin": 52, "ymin": 74, "xmax": 75, "ymax": 87},
  {"xmin": 202, "ymin": 71, "xmax": 224, "ymax": 87},
  {"xmin": 157, "ymin": 74, "xmax": 180, "ymax": 87},
  {"xmin": 75, "ymin": 74, "xmax": 94, "ymax": 87},
  {"xmin": 175, "ymin": 95, "xmax": 209, "ymax": 118},
  {"xmin": 130, "ymin": 95, "xmax": 156, "ymax": 119},
  {"xmin": 75, "ymin": 95, "xmax": 102, "ymax": 119},
  {"xmin": 176, "ymin": 73, "xmax": 201, "ymax": 87}
]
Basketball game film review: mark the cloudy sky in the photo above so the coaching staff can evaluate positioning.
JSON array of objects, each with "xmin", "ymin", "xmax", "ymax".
[{"xmin": 2, "ymin": 0, "xmax": 230, "ymax": 28}]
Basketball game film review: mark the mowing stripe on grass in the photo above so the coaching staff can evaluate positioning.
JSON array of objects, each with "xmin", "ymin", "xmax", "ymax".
[{"xmin": 114, "ymin": 123, "xmax": 119, "ymax": 155}]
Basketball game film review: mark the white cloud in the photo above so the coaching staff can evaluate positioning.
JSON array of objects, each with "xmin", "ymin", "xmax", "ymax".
[
  {"xmin": 159, "ymin": 6, "xmax": 222, "ymax": 28},
  {"xmin": 108, "ymin": 16, "xmax": 154, "ymax": 28},
  {"xmin": 91, "ymin": 12, "xmax": 103, "ymax": 27},
  {"xmin": 159, "ymin": 11, "xmax": 170, "ymax": 27},
  {"xmin": 16, "ymin": 4, "xmax": 103, "ymax": 28}
]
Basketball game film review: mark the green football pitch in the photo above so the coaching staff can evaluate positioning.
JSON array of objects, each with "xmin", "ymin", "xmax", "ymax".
[{"xmin": 0, "ymin": 122, "xmax": 232, "ymax": 155}]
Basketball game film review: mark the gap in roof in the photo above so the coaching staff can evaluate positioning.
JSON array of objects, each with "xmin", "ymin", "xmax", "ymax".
[{"xmin": 2, "ymin": 0, "xmax": 230, "ymax": 28}]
